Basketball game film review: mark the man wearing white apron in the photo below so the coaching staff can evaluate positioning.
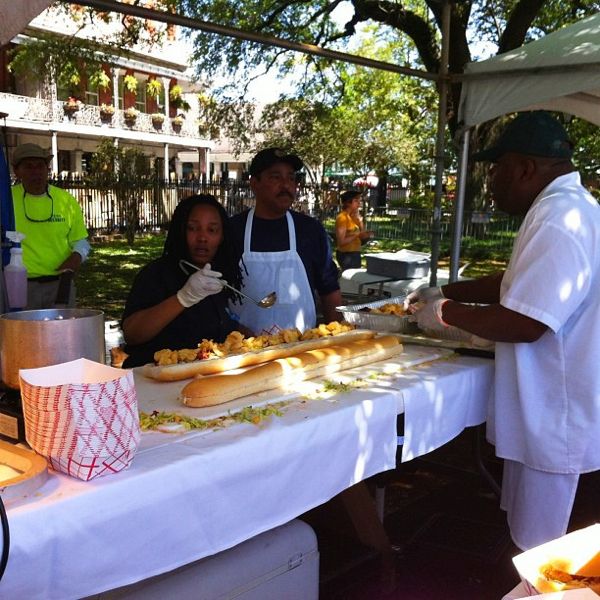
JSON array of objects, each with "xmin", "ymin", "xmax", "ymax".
[
  {"xmin": 409, "ymin": 112, "xmax": 600, "ymax": 550},
  {"xmin": 229, "ymin": 148, "xmax": 342, "ymax": 334}
]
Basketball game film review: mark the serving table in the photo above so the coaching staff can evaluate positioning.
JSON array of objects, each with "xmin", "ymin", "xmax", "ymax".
[{"xmin": 0, "ymin": 346, "xmax": 494, "ymax": 599}]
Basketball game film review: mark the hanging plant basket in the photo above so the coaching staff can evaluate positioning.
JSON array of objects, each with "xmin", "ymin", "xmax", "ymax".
[
  {"xmin": 99, "ymin": 104, "xmax": 115, "ymax": 121},
  {"xmin": 151, "ymin": 113, "xmax": 165, "ymax": 128},
  {"xmin": 123, "ymin": 107, "xmax": 139, "ymax": 125},
  {"xmin": 171, "ymin": 116, "xmax": 184, "ymax": 131},
  {"xmin": 63, "ymin": 98, "xmax": 81, "ymax": 116}
]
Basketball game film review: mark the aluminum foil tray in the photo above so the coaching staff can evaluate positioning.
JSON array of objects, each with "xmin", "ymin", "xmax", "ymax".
[{"xmin": 337, "ymin": 296, "xmax": 419, "ymax": 333}]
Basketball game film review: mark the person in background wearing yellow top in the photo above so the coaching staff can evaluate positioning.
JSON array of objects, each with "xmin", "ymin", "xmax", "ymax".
[
  {"xmin": 10, "ymin": 143, "xmax": 91, "ymax": 309},
  {"xmin": 334, "ymin": 190, "xmax": 374, "ymax": 271}
]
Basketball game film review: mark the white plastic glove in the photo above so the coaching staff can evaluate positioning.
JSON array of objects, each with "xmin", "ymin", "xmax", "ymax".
[
  {"xmin": 177, "ymin": 263, "xmax": 224, "ymax": 308},
  {"xmin": 412, "ymin": 298, "xmax": 449, "ymax": 333},
  {"xmin": 405, "ymin": 286, "xmax": 445, "ymax": 308}
]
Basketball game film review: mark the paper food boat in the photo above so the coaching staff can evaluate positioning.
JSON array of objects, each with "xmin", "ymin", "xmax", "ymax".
[
  {"xmin": 513, "ymin": 524, "xmax": 600, "ymax": 595},
  {"xmin": 20, "ymin": 358, "xmax": 140, "ymax": 481}
]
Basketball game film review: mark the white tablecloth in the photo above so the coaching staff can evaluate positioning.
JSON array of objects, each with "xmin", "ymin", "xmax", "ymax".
[{"xmin": 0, "ymin": 349, "xmax": 494, "ymax": 599}]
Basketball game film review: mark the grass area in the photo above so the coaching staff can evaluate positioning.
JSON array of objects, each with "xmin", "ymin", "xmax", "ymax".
[
  {"xmin": 77, "ymin": 233, "xmax": 508, "ymax": 321},
  {"xmin": 78, "ymin": 235, "xmax": 165, "ymax": 321}
]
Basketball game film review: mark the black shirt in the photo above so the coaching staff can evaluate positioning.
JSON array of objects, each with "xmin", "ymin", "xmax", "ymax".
[
  {"xmin": 121, "ymin": 256, "xmax": 237, "ymax": 367},
  {"xmin": 229, "ymin": 210, "xmax": 340, "ymax": 296}
]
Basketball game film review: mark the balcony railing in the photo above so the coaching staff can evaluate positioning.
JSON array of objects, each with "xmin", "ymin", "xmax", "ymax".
[{"xmin": 0, "ymin": 92, "xmax": 200, "ymax": 138}]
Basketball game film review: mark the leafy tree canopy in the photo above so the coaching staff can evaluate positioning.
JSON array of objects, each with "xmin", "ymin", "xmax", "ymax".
[
  {"xmin": 257, "ymin": 27, "xmax": 438, "ymax": 184},
  {"xmin": 179, "ymin": 0, "xmax": 600, "ymax": 132}
]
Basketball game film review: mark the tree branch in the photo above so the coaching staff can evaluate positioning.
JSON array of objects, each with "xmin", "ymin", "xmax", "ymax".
[
  {"xmin": 352, "ymin": 0, "xmax": 440, "ymax": 73},
  {"xmin": 499, "ymin": 0, "xmax": 547, "ymax": 52}
]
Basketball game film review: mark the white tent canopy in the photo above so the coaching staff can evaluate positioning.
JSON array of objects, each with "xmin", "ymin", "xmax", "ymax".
[
  {"xmin": 449, "ymin": 13, "xmax": 600, "ymax": 281},
  {"xmin": 458, "ymin": 12, "xmax": 600, "ymax": 129}
]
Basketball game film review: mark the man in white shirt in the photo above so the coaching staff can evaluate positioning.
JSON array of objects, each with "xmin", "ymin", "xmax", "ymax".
[{"xmin": 410, "ymin": 111, "xmax": 600, "ymax": 550}]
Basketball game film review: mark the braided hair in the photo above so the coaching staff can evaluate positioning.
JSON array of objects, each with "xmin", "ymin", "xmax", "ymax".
[{"xmin": 163, "ymin": 194, "xmax": 243, "ymax": 302}]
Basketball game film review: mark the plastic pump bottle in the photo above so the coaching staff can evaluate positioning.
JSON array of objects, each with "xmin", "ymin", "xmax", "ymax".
[{"xmin": 4, "ymin": 231, "xmax": 27, "ymax": 311}]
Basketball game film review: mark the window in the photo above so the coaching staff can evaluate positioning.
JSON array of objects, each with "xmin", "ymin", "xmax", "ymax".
[
  {"xmin": 117, "ymin": 74, "xmax": 149, "ymax": 112},
  {"xmin": 85, "ymin": 89, "xmax": 99, "ymax": 106},
  {"xmin": 81, "ymin": 152, "xmax": 94, "ymax": 174},
  {"xmin": 56, "ymin": 84, "xmax": 71, "ymax": 102},
  {"xmin": 136, "ymin": 84, "xmax": 147, "ymax": 113},
  {"xmin": 57, "ymin": 150, "xmax": 70, "ymax": 173}
]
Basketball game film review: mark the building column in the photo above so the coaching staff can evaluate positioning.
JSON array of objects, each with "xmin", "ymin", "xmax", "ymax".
[
  {"xmin": 73, "ymin": 149, "xmax": 83, "ymax": 174},
  {"xmin": 51, "ymin": 131, "xmax": 58, "ymax": 175},
  {"xmin": 47, "ymin": 72, "xmax": 59, "ymax": 123},
  {"xmin": 164, "ymin": 143, "xmax": 169, "ymax": 181},
  {"xmin": 161, "ymin": 77, "xmax": 170, "ymax": 118},
  {"xmin": 204, "ymin": 147, "xmax": 211, "ymax": 180},
  {"xmin": 112, "ymin": 68, "xmax": 121, "ymax": 111}
]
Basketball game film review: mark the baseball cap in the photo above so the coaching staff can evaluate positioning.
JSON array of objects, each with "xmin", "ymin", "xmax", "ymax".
[
  {"xmin": 12, "ymin": 143, "xmax": 52, "ymax": 167},
  {"xmin": 472, "ymin": 111, "xmax": 573, "ymax": 162},
  {"xmin": 249, "ymin": 147, "xmax": 303, "ymax": 176}
]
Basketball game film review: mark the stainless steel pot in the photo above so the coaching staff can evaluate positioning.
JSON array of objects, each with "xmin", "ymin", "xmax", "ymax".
[{"xmin": 0, "ymin": 309, "xmax": 105, "ymax": 390}]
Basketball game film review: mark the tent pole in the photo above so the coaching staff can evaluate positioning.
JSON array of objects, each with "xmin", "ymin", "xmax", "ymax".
[
  {"xmin": 450, "ymin": 128, "xmax": 470, "ymax": 282},
  {"xmin": 429, "ymin": 0, "xmax": 451, "ymax": 287}
]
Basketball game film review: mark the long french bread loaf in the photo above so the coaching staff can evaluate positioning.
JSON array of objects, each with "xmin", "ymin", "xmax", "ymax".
[
  {"xmin": 142, "ymin": 328, "xmax": 377, "ymax": 381},
  {"xmin": 181, "ymin": 335, "xmax": 403, "ymax": 407}
]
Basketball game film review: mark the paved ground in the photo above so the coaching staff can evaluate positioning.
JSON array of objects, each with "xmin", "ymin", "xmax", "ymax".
[{"xmin": 305, "ymin": 426, "xmax": 599, "ymax": 600}]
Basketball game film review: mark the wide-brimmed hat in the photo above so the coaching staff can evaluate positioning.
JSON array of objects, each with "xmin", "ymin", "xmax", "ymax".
[
  {"xmin": 12, "ymin": 143, "xmax": 52, "ymax": 167},
  {"xmin": 249, "ymin": 147, "xmax": 303, "ymax": 176},
  {"xmin": 473, "ymin": 111, "xmax": 573, "ymax": 162}
]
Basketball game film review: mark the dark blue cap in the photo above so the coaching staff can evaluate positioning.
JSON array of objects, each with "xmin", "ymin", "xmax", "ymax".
[{"xmin": 473, "ymin": 111, "xmax": 573, "ymax": 162}]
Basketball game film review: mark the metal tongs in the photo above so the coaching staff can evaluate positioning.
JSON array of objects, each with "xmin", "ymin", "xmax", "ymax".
[{"xmin": 179, "ymin": 259, "xmax": 277, "ymax": 308}]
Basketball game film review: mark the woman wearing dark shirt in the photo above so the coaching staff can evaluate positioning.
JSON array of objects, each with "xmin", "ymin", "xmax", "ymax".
[{"xmin": 121, "ymin": 194, "xmax": 243, "ymax": 367}]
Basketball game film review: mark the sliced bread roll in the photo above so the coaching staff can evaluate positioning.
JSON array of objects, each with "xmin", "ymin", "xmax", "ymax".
[
  {"xmin": 181, "ymin": 335, "xmax": 402, "ymax": 407},
  {"xmin": 142, "ymin": 328, "xmax": 376, "ymax": 381}
]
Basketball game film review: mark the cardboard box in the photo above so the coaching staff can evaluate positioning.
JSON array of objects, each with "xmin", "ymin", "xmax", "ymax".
[
  {"xmin": 366, "ymin": 250, "xmax": 431, "ymax": 279},
  {"xmin": 513, "ymin": 524, "xmax": 600, "ymax": 595}
]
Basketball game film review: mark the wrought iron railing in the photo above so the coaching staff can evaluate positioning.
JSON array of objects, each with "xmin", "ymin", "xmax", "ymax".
[{"xmin": 0, "ymin": 93, "xmax": 200, "ymax": 138}]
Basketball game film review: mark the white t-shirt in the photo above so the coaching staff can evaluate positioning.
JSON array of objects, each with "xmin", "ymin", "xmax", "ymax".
[{"xmin": 488, "ymin": 171, "xmax": 600, "ymax": 473}]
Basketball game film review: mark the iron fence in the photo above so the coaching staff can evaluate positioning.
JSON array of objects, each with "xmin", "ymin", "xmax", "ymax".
[{"xmin": 49, "ymin": 177, "xmax": 522, "ymax": 257}]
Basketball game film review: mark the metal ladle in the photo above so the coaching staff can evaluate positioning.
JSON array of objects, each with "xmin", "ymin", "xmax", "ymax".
[{"xmin": 179, "ymin": 260, "xmax": 277, "ymax": 309}]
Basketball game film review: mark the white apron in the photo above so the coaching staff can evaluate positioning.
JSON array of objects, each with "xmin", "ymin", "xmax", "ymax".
[{"xmin": 234, "ymin": 209, "xmax": 316, "ymax": 334}]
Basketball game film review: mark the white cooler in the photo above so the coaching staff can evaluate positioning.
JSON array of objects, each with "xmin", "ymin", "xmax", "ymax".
[
  {"xmin": 339, "ymin": 268, "xmax": 470, "ymax": 301},
  {"xmin": 92, "ymin": 519, "xmax": 319, "ymax": 600}
]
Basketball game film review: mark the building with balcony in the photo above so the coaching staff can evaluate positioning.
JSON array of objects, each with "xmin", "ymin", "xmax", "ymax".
[{"xmin": 0, "ymin": 5, "xmax": 215, "ymax": 181}]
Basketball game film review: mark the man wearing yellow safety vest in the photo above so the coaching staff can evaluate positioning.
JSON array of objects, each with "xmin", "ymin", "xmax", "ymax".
[{"xmin": 10, "ymin": 143, "xmax": 90, "ymax": 309}]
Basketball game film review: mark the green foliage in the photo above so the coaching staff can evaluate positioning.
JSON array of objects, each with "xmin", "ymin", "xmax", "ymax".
[
  {"xmin": 89, "ymin": 69, "xmax": 111, "ymax": 91},
  {"xmin": 179, "ymin": 1, "xmax": 600, "ymax": 137},
  {"xmin": 196, "ymin": 92, "xmax": 222, "ymax": 139},
  {"xmin": 196, "ymin": 90, "xmax": 255, "ymax": 148},
  {"xmin": 566, "ymin": 118, "xmax": 600, "ymax": 191},
  {"xmin": 78, "ymin": 235, "xmax": 165, "ymax": 321},
  {"xmin": 87, "ymin": 140, "xmax": 153, "ymax": 245},
  {"xmin": 169, "ymin": 85, "xmax": 191, "ymax": 111},
  {"xmin": 255, "ymin": 30, "xmax": 438, "ymax": 192},
  {"xmin": 123, "ymin": 74, "xmax": 138, "ymax": 94},
  {"xmin": 146, "ymin": 78, "xmax": 163, "ymax": 99},
  {"xmin": 169, "ymin": 84, "xmax": 183, "ymax": 100},
  {"xmin": 9, "ymin": 31, "xmax": 111, "ymax": 98}
]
